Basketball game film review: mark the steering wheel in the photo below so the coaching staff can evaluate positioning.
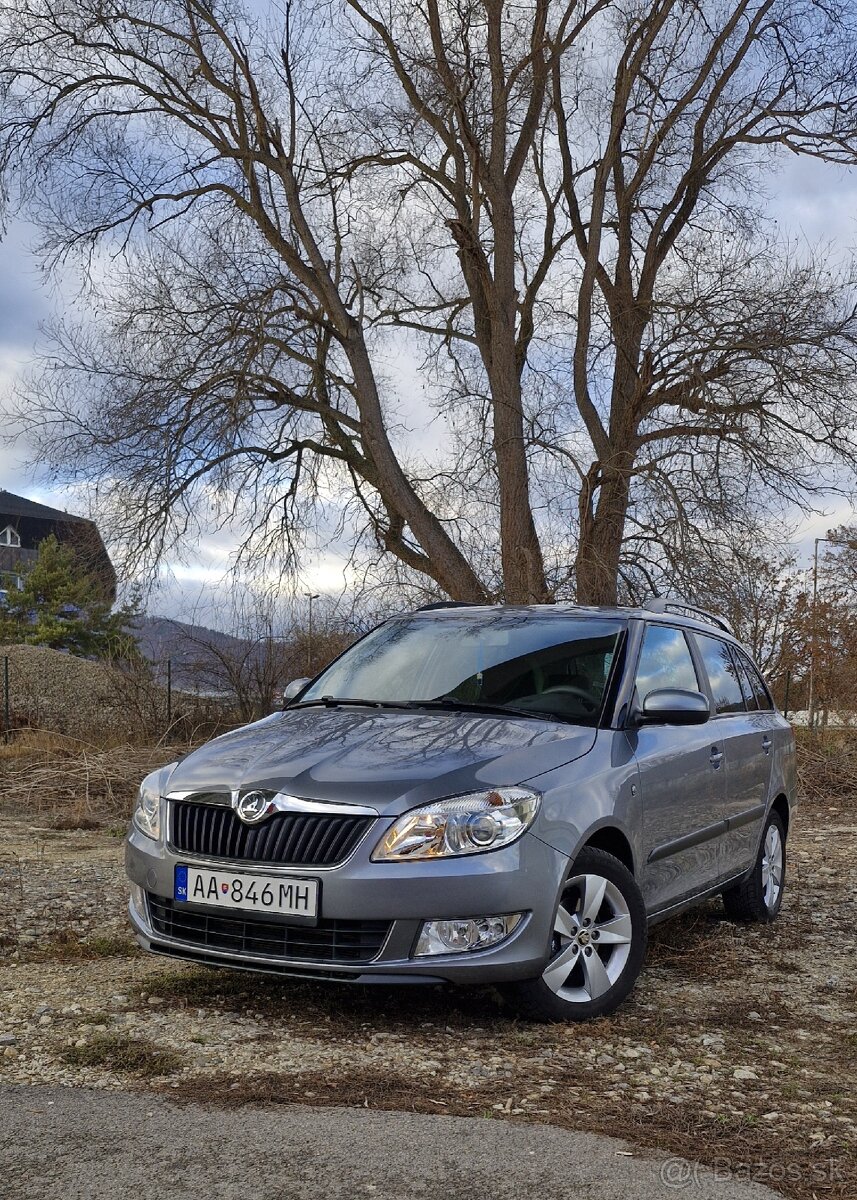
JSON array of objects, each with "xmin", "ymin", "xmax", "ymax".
[{"xmin": 540, "ymin": 684, "xmax": 598, "ymax": 712}]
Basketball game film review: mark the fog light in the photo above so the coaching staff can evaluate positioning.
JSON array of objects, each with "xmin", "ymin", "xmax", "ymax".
[
  {"xmin": 414, "ymin": 913, "xmax": 523, "ymax": 957},
  {"xmin": 128, "ymin": 883, "xmax": 147, "ymax": 919}
]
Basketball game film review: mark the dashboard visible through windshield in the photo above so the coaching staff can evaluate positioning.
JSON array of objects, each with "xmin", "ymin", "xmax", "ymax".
[{"xmin": 297, "ymin": 613, "xmax": 625, "ymax": 726}]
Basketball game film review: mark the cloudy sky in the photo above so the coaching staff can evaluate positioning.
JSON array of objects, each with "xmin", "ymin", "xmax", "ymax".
[{"xmin": 2, "ymin": 149, "xmax": 856, "ymax": 625}]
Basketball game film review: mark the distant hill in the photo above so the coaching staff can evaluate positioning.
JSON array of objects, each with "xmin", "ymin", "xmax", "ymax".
[
  {"xmin": 132, "ymin": 613, "xmax": 352, "ymax": 706},
  {"xmin": 132, "ymin": 615, "xmax": 254, "ymax": 691}
]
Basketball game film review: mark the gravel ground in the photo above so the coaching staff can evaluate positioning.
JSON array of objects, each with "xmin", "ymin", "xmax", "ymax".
[{"xmin": 0, "ymin": 796, "xmax": 854, "ymax": 1200}]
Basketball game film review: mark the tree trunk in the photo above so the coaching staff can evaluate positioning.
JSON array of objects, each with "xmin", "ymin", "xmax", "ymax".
[
  {"xmin": 488, "ymin": 350, "xmax": 548, "ymax": 604},
  {"xmin": 473, "ymin": 177, "xmax": 547, "ymax": 605},
  {"xmin": 345, "ymin": 327, "xmax": 490, "ymax": 603},
  {"xmin": 574, "ymin": 459, "xmax": 633, "ymax": 606},
  {"xmin": 574, "ymin": 314, "xmax": 645, "ymax": 605}
]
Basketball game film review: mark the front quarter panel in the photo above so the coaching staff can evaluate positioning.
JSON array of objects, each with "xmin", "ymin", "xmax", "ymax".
[{"xmin": 526, "ymin": 730, "xmax": 642, "ymax": 869}]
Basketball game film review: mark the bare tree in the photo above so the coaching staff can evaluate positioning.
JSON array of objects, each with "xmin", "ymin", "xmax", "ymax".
[
  {"xmin": 823, "ymin": 524, "xmax": 857, "ymax": 587},
  {"xmin": 168, "ymin": 617, "xmax": 297, "ymax": 724},
  {"xmin": 149, "ymin": 592, "xmax": 354, "ymax": 721},
  {"xmin": 2, "ymin": 1, "xmax": 857, "ymax": 604},
  {"xmin": 808, "ymin": 526, "xmax": 857, "ymax": 719},
  {"xmin": 666, "ymin": 529, "xmax": 807, "ymax": 678}
]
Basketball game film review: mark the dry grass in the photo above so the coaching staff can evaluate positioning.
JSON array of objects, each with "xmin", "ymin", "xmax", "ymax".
[
  {"xmin": 0, "ymin": 728, "xmax": 83, "ymax": 758},
  {"xmin": 24, "ymin": 930, "xmax": 140, "ymax": 963},
  {"xmin": 796, "ymin": 729, "xmax": 857, "ymax": 805},
  {"xmin": 167, "ymin": 1018, "xmax": 856, "ymax": 1200},
  {"xmin": 0, "ymin": 738, "xmax": 184, "ymax": 822},
  {"xmin": 175, "ymin": 1067, "xmax": 485, "ymax": 1113},
  {"xmin": 144, "ymin": 967, "xmax": 267, "ymax": 1004},
  {"xmin": 646, "ymin": 907, "xmax": 741, "ymax": 976},
  {"xmin": 50, "ymin": 811, "xmax": 103, "ymax": 831},
  {"xmin": 62, "ymin": 1034, "xmax": 183, "ymax": 1077}
]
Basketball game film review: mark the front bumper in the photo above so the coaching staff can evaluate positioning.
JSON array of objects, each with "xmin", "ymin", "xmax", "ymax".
[{"xmin": 125, "ymin": 821, "xmax": 568, "ymax": 985}]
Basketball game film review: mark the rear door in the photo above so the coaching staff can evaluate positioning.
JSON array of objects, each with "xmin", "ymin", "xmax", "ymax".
[
  {"xmin": 691, "ymin": 634, "xmax": 774, "ymax": 879},
  {"xmin": 731, "ymin": 645, "xmax": 779, "ymax": 871},
  {"xmin": 629, "ymin": 623, "xmax": 728, "ymax": 912}
]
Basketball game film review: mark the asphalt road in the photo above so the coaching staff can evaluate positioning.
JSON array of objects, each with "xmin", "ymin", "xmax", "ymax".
[{"xmin": 0, "ymin": 1084, "xmax": 784, "ymax": 1200}]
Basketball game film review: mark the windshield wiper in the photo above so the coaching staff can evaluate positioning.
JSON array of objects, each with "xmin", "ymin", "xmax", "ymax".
[
  {"xmin": 288, "ymin": 695, "xmax": 577, "ymax": 725},
  {"xmin": 287, "ymin": 697, "xmax": 414, "ymax": 710},
  {"xmin": 412, "ymin": 696, "xmax": 574, "ymax": 723}
]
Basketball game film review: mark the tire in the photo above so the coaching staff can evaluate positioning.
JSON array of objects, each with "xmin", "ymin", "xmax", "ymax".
[
  {"xmin": 722, "ymin": 810, "xmax": 786, "ymax": 923},
  {"xmin": 502, "ymin": 847, "xmax": 647, "ymax": 1022}
]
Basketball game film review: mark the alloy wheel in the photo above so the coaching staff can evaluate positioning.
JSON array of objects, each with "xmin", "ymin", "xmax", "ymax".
[
  {"xmin": 761, "ymin": 823, "xmax": 784, "ymax": 911},
  {"xmin": 541, "ymin": 872, "xmax": 633, "ymax": 1004}
]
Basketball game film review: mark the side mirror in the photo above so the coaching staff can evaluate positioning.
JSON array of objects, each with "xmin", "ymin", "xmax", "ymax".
[
  {"xmin": 282, "ymin": 677, "xmax": 311, "ymax": 705},
  {"xmin": 639, "ymin": 688, "xmax": 710, "ymax": 726}
]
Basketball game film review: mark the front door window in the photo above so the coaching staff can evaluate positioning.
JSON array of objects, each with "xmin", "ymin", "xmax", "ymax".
[{"xmin": 634, "ymin": 625, "xmax": 700, "ymax": 701}]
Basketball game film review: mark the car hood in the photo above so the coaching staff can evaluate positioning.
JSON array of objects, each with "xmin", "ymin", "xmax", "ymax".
[{"xmin": 165, "ymin": 707, "xmax": 596, "ymax": 816}]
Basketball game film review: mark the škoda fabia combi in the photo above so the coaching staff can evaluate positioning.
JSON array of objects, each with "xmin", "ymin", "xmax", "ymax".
[{"xmin": 126, "ymin": 599, "xmax": 795, "ymax": 1021}]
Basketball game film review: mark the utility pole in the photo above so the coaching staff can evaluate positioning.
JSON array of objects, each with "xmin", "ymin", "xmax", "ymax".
[{"xmin": 304, "ymin": 592, "xmax": 320, "ymax": 676}]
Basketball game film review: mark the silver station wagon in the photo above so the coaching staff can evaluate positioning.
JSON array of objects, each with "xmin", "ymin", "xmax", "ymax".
[{"xmin": 125, "ymin": 599, "xmax": 795, "ymax": 1021}]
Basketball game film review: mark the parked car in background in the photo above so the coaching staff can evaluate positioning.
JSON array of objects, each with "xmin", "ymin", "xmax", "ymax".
[{"xmin": 126, "ymin": 598, "xmax": 795, "ymax": 1020}]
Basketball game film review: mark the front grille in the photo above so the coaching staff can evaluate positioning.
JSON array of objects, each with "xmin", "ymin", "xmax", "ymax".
[
  {"xmin": 170, "ymin": 800, "xmax": 374, "ymax": 867},
  {"xmin": 147, "ymin": 895, "xmax": 390, "ymax": 964}
]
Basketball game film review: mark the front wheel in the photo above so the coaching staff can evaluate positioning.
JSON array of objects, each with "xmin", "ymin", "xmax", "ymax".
[
  {"xmin": 502, "ymin": 847, "xmax": 647, "ymax": 1022},
  {"xmin": 722, "ymin": 810, "xmax": 786, "ymax": 923}
]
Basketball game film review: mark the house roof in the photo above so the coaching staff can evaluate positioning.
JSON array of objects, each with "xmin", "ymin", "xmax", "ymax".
[
  {"xmin": 0, "ymin": 489, "xmax": 89, "ymax": 523},
  {"xmin": 0, "ymin": 489, "xmax": 116, "ymax": 602}
]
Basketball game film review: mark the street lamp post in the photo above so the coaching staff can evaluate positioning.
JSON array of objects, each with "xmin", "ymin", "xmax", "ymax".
[{"xmin": 304, "ymin": 592, "xmax": 320, "ymax": 676}]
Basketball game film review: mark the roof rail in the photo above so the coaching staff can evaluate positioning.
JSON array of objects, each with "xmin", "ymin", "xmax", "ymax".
[
  {"xmin": 415, "ymin": 601, "xmax": 479, "ymax": 611},
  {"xmin": 644, "ymin": 596, "xmax": 734, "ymax": 637}
]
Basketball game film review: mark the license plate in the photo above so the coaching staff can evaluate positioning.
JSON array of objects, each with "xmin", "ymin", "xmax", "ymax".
[{"xmin": 174, "ymin": 865, "xmax": 319, "ymax": 921}]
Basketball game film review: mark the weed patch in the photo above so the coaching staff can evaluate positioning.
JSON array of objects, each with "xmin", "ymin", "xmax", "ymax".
[
  {"xmin": 62, "ymin": 1034, "xmax": 183, "ymax": 1077},
  {"xmin": 31, "ymin": 930, "xmax": 139, "ymax": 962}
]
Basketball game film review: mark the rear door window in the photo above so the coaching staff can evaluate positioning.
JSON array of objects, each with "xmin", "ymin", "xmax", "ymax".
[
  {"xmin": 737, "ymin": 650, "xmax": 774, "ymax": 711},
  {"xmin": 696, "ymin": 635, "xmax": 746, "ymax": 714},
  {"xmin": 635, "ymin": 625, "xmax": 699, "ymax": 701},
  {"xmin": 731, "ymin": 649, "xmax": 759, "ymax": 711}
]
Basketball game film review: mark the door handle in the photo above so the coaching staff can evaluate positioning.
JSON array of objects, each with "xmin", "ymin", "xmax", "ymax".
[
  {"xmin": 710, "ymin": 746, "xmax": 723, "ymax": 768},
  {"xmin": 762, "ymin": 736, "xmax": 772, "ymax": 755}
]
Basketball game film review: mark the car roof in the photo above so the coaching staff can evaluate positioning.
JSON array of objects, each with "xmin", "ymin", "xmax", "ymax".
[{"xmin": 405, "ymin": 602, "xmax": 738, "ymax": 643}]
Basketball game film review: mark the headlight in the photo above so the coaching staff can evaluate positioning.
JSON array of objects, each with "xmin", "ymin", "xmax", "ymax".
[
  {"xmin": 132, "ymin": 763, "xmax": 177, "ymax": 841},
  {"xmin": 372, "ymin": 787, "xmax": 540, "ymax": 861}
]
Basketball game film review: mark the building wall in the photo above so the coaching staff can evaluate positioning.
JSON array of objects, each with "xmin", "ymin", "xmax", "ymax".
[
  {"xmin": 0, "ymin": 546, "xmax": 37, "ymax": 575},
  {"xmin": 0, "ymin": 508, "xmax": 116, "ymax": 602}
]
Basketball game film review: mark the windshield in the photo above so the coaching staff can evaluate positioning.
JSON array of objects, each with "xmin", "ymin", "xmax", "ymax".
[{"xmin": 299, "ymin": 613, "xmax": 625, "ymax": 726}]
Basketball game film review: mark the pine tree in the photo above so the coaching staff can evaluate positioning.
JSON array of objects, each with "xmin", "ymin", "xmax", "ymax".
[{"xmin": 0, "ymin": 534, "xmax": 138, "ymax": 658}]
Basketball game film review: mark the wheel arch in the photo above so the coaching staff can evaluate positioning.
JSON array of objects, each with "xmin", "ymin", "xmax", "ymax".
[
  {"xmin": 580, "ymin": 824, "xmax": 636, "ymax": 875},
  {"xmin": 770, "ymin": 793, "xmax": 790, "ymax": 837}
]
